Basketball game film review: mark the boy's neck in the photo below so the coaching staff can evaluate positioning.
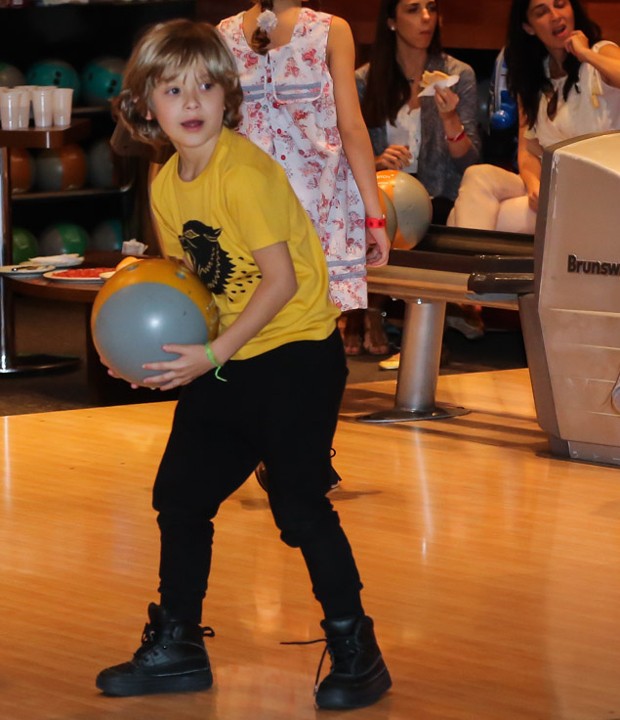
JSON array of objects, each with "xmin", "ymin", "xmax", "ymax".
[{"xmin": 176, "ymin": 129, "xmax": 223, "ymax": 182}]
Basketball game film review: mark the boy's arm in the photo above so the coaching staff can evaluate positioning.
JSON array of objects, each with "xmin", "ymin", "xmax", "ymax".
[
  {"xmin": 327, "ymin": 16, "xmax": 390, "ymax": 266},
  {"xmin": 208, "ymin": 242, "xmax": 297, "ymax": 364},
  {"xmin": 142, "ymin": 241, "xmax": 298, "ymax": 391}
]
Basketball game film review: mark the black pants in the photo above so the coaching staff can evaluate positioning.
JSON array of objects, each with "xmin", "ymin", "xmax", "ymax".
[{"xmin": 152, "ymin": 329, "xmax": 363, "ymax": 624}]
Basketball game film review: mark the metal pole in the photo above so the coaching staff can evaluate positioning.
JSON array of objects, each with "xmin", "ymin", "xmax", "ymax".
[{"xmin": 358, "ymin": 298, "xmax": 469, "ymax": 423}]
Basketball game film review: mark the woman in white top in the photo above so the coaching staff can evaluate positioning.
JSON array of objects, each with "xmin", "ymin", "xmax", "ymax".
[{"xmin": 448, "ymin": 0, "xmax": 620, "ymax": 234}]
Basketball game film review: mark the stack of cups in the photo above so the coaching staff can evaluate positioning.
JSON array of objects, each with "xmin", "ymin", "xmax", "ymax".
[
  {"xmin": 0, "ymin": 88, "xmax": 26, "ymax": 130},
  {"xmin": 0, "ymin": 85, "xmax": 73, "ymax": 130}
]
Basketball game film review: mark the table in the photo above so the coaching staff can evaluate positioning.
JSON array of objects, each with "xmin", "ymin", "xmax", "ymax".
[{"xmin": 5, "ymin": 254, "xmax": 174, "ymax": 405}]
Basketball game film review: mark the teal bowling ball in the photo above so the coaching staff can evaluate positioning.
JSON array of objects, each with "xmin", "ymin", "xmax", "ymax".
[
  {"xmin": 90, "ymin": 219, "xmax": 124, "ymax": 252},
  {"xmin": 81, "ymin": 57, "xmax": 125, "ymax": 107},
  {"xmin": 12, "ymin": 227, "xmax": 38, "ymax": 264},
  {"xmin": 39, "ymin": 223, "xmax": 89, "ymax": 257},
  {"xmin": 26, "ymin": 59, "xmax": 80, "ymax": 97}
]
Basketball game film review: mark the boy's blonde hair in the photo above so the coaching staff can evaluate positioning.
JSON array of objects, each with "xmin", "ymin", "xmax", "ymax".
[{"xmin": 114, "ymin": 19, "xmax": 243, "ymax": 150}]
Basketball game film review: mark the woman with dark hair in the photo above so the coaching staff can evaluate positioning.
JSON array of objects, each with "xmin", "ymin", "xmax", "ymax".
[
  {"xmin": 343, "ymin": 0, "xmax": 482, "ymax": 358},
  {"xmin": 449, "ymin": 0, "xmax": 620, "ymax": 233}
]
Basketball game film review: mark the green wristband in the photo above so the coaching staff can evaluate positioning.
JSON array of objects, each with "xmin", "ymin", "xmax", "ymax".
[{"xmin": 204, "ymin": 342, "xmax": 227, "ymax": 382}]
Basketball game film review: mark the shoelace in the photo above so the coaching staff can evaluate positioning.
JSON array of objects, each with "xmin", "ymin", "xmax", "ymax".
[
  {"xmin": 281, "ymin": 637, "xmax": 328, "ymax": 692},
  {"xmin": 139, "ymin": 622, "xmax": 215, "ymax": 650}
]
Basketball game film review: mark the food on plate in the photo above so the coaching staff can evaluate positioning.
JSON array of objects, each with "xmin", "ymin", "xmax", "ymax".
[
  {"xmin": 420, "ymin": 70, "xmax": 451, "ymax": 88},
  {"xmin": 49, "ymin": 267, "xmax": 114, "ymax": 279}
]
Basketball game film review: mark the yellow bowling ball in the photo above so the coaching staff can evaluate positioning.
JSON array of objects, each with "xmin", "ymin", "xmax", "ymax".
[{"xmin": 92, "ymin": 258, "xmax": 219, "ymax": 387}]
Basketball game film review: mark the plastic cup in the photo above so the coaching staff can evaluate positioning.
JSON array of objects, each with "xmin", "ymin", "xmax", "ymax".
[
  {"xmin": 0, "ymin": 89, "xmax": 23, "ymax": 130},
  {"xmin": 15, "ymin": 86, "xmax": 37, "ymax": 128},
  {"xmin": 31, "ymin": 86, "xmax": 55, "ymax": 128},
  {"xmin": 52, "ymin": 87, "xmax": 73, "ymax": 127}
]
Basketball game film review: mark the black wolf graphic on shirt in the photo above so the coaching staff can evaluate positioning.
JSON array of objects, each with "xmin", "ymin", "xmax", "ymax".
[{"xmin": 179, "ymin": 220, "xmax": 234, "ymax": 296}]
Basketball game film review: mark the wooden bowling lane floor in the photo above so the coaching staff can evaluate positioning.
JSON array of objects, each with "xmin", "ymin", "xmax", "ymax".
[{"xmin": 2, "ymin": 368, "xmax": 620, "ymax": 720}]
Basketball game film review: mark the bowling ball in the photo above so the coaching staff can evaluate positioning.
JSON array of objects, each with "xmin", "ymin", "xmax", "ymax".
[
  {"xmin": 39, "ymin": 223, "xmax": 89, "ymax": 256},
  {"xmin": 0, "ymin": 62, "xmax": 25, "ymax": 87},
  {"xmin": 90, "ymin": 219, "xmax": 124, "ymax": 252},
  {"xmin": 91, "ymin": 258, "xmax": 219, "ymax": 387},
  {"xmin": 378, "ymin": 188, "xmax": 398, "ymax": 244},
  {"xmin": 376, "ymin": 170, "xmax": 432, "ymax": 249},
  {"xmin": 26, "ymin": 59, "xmax": 80, "ymax": 96},
  {"xmin": 81, "ymin": 57, "xmax": 125, "ymax": 107},
  {"xmin": 87, "ymin": 138, "xmax": 118, "ymax": 189},
  {"xmin": 12, "ymin": 227, "xmax": 38, "ymax": 264},
  {"xmin": 490, "ymin": 90, "xmax": 518, "ymax": 131},
  {"xmin": 9, "ymin": 148, "xmax": 35, "ymax": 194},
  {"xmin": 35, "ymin": 144, "xmax": 87, "ymax": 192}
]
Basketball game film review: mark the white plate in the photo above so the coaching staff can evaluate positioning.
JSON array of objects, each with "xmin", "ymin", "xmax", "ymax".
[
  {"xmin": 418, "ymin": 74, "xmax": 459, "ymax": 97},
  {"xmin": 43, "ymin": 270, "xmax": 106, "ymax": 283},
  {"xmin": 29, "ymin": 254, "xmax": 84, "ymax": 268},
  {"xmin": 99, "ymin": 271, "xmax": 116, "ymax": 280},
  {"xmin": 0, "ymin": 264, "xmax": 56, "ymax": 277}
]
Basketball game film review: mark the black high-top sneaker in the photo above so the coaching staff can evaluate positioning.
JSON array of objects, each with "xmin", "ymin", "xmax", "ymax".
[
  {"xmin": 314, "ymin": 615, "xmax": 392, "ymax": 710},
  {"xmin": 96, "ymin": 603, "xmax": 214, "ymax": 697}
]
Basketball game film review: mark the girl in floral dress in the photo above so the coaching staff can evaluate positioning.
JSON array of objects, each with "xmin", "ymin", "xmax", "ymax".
[{"xmin": 218, "ymin": 0, "xmax": 390, "ymax": 327}]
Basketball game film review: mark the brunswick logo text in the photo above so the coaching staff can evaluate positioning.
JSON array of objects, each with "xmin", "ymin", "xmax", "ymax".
[{"xmin": 567, "ymin": 254, "xmax": 620, "ymax": 276}]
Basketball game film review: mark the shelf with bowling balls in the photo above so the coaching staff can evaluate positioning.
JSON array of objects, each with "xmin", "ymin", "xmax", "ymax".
[
  {"xmin": 9, "ymin": 137, "xmax": 132, "ymax": 198},
  {"xmin": 3, "ymin": 121, "xmax": 133, "ymax": 261},
  {"xmin": 0, "ymin": 56, "xmax": 125, "ymax": 111},
  {"xmin": 10, "ymin": 217, "xmax": 128, "ymax": 262}
]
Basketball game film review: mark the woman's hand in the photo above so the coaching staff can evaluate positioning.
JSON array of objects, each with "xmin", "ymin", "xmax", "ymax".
[
  {"xmin": 565, "ymin": 31, "xmax": 591, "ymax": 62},
  {"xmin": 141, "ymin": 343, "xmax": 213, "ymax": 391},
  {"xmin": 524, "ymin": 178, "xmax": 541, "ymax": 213},
  {"xmin": 434, "ymin": 86, "xmax": 460, "ymax": 117},
  {"xmin": 376, "ymin": 144, "xmax": 412, "ymax": 171},
  {"xmin": 365, "ymin": 226, "xmax": 390, "ymax": 267}
]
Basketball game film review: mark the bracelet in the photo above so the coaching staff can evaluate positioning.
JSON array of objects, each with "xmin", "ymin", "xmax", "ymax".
[
  {"xmin": 204, "ymin": 342, "xmax": 228, "ymax": 382},
  {"xmin": 365, "ymin": 215, "xmax": 386, "ymax": 229},
  {"xmin": 445, "ymin": 124, "xmax": 466, "ymax": 143}
]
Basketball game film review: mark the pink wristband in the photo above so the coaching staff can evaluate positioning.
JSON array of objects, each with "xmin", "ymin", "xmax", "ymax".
[{"xmin": 365, "ymin": 216, "xmax": 386, "ymax": 229}]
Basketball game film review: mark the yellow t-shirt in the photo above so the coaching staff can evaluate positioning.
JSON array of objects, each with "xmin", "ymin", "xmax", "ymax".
[{"xmin": 150, "ymin": 127, "xmax": 339, "ymax": 360}]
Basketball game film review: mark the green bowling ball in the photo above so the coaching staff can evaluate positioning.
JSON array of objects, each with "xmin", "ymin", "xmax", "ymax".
[
  {"xmin": 39, "ymin": 222, "xmax": 89, "ymax": 257},
  {"xmin": 12, "ymin": 227, "xmax": 38, "ymax": 264}
]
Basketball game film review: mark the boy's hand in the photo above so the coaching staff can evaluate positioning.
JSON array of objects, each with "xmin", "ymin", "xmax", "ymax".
[
  {"xmin": 365, "ymin": 226, "xmax": 390, "ymax": 267},
  {"xmin": 141, "ymin": 343, "xmax": 214, "ymax": 391}
]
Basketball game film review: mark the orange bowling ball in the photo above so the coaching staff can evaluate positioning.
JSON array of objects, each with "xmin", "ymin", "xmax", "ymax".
[
  {"xmin": 376, "ymin": 170, "xmax": 432, "ymax": 249},
  {"xmin": 378, "ymin": 188, "xmax": 398, "ymax": 244},
  {"xmin": 35, "ymin": 144, "xmax": 87, "ymax": 192},
  {"xmin": 9, "ymin": 148, "xmax": 35, "ymax": 194}
]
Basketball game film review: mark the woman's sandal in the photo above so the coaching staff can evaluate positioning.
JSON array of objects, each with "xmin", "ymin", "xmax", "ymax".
[
  {"xmin": 363, "ymin": 308, "xmax": 390, "ymax": 356},
  {"xmin": 339, "ymin": 310, "xmax": 364, "ymax": 356}
]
